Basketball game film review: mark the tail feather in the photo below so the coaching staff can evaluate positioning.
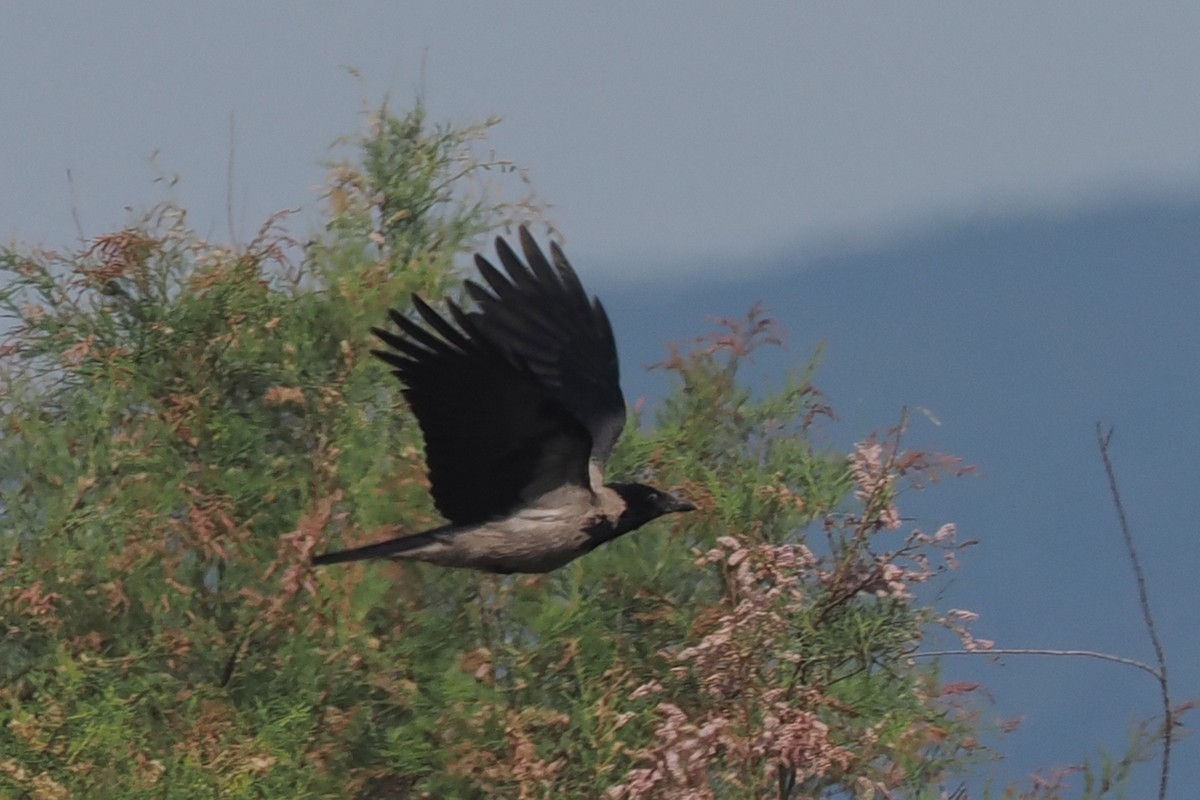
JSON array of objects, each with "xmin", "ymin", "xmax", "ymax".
[{"xmin": 312, "ymin": 527, "xmax": 448, "ymax": 566}]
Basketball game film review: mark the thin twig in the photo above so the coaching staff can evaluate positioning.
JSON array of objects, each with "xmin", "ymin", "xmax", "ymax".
[
  {"xmin": 226, "ymin": 112, "xmax": 238, "ymax": 248},
  {"xmin": 66, "ymin": 169, "xmax": 85, "ymax": 242},
  {"xmin": 1096, "ymin": 424, "xmax": 1171, "ymax": 800},
  {"xmin": 908, "ymin": 647, "xmax": 1161, "ymax": 680},
  {"xmin": 220, "ymin": 625, "xmax": 255, "ymax": 688}
]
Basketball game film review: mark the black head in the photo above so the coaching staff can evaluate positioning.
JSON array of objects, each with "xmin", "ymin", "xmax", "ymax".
[{"xmin": 609, "ymin": 482, "xmax": 696, "ymax": 534}]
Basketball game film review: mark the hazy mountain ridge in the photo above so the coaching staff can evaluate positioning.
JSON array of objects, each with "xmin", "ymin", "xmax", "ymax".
[{"xmin": 599, "ymin": 194, "xmax": 1200, "ymax": 793}]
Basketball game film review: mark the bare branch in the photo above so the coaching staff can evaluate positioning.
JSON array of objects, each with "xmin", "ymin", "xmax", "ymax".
[
  {"xmin": 1096, "ymin": 424, "xmax": 1171, "ymax": 800},
  {"xmin": 908, "ymin": 647, "xmax": 1161, "ymax": 680}
]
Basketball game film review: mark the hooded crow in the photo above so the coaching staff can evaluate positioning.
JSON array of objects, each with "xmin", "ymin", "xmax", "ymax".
[{"xmin": 311, "ymin": 227, "xmax": 694, "ymax": 573}]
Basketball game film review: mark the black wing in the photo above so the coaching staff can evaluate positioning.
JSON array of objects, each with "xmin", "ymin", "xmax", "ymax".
[
  {"xmin": 373, "ymin": 297, "xmax": 593, "ymax": 525},
  {"xmin": 464, "ymin": 227, "xmax": 626, "ymax": 471},
  {"xmin": 370, "ymin": 228, "xmax": 624, "ymax": 524}
]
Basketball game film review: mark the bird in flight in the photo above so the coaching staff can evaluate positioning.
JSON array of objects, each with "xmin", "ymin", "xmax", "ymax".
[{"xmin": 312, "ymin": 226, "xmax": 694, "ymax": 573}]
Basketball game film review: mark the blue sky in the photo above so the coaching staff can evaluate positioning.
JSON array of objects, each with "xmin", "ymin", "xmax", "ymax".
[
  {"xmin": 5, "ymin": 4, "xmax": 1198, "ymax": 795},
  {"xmin": 6, "ymin": 4, "xmax": 1200, "ymax": 267}
]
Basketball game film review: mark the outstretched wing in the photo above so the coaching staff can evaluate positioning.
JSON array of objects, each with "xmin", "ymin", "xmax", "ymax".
[
  {"xmin": 464, "ymin": 227, "xmax": 627, "ymax": 479},
  {"xmin": 372, "ymin": 296, "xmax": 594, "ymax": 525}
]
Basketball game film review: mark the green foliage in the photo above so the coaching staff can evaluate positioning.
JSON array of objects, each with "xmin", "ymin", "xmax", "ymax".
[
  {"xmin": 974, "ymin": 713, "xmax": 1173, "ymax": 800},
  {"xmin": 0, "ymin": 98, "xmax": 1108, "ymax": 798}
]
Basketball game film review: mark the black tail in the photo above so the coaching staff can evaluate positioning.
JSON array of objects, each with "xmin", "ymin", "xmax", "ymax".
[{"xmin": 312, "ymin": 529, "xmax": 441, "ymax": 566}]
